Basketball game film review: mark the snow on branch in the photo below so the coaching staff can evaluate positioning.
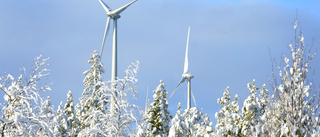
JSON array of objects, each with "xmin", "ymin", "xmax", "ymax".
[{"xmin": 0, "ymin": 55, "xmax": 53, "ymax": 136}]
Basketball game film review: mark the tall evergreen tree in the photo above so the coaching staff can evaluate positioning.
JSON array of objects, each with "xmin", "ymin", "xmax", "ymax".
[
  {"xmin": 76, "ymin": 51, "xmax": 105, "ymax": 132},
  {"xmin": 53, "ymin": 102, "xmax": 67, "ymax": 137},
  {"xmin": 78, "ymin": 61, "xmax": 142, "ymax": 136},
  {"xmin": 146, "ymin": 80, "xmax": 173, "ymax": 136},
  {"xmin": 168, "ymin": 103, "xmax": 188, "ymax": 137},
  {"xmin": 215, "ymin": 87, "xmax": 242, "ymax": 136},
  {"xmin": 240, "ymin": 80, "xmax": 267, "ymax": 136},
  {"xmin": 41, "ymin": 96, "xmax": 56, "ymax": 133},
  {"xmin": 64, "ymin": 91, "xmax": 78, "ymax": 136},
  {"xmin": 169, "ymin": 104, "xmax": 213, "ymax": 137}
]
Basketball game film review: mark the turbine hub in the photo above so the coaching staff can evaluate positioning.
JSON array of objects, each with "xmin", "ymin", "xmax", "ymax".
[
  {"xmin": 108, "ymin": 14, "xmax": 121, "ymax": 19},
  {"xmin": 183, "ymin": 73, "xmax": 194, "ymax": 79}
]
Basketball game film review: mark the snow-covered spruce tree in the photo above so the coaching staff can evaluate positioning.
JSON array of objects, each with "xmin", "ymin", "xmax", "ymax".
[
  {"xmin": 215, "ymin": 87, "xmax": 242, "ymax": 136},
  {"xmin": 168, "ymin": 103, "xmax": 213, "ymax": 137},
  {"xmin": 137, "ymin": 102, "xmax": 152, "ymax": 136},
  {"xmin": 197, "ymin": 109, "xmax": 214, "ymax": 136},
  {"xmin": 168, "ymin": 103, "xmax": 188, "ymax": 137},
  {"xmin": 262, "ymin": 19, "xmax": 320, "ymax": 136},
  {"xmin": 53, "ymin": 102, "xmax": 67, "ymax": 137},
  {"xmin": 183, "ymin": 107, "xmax": 213, "ymax": 136},
  {"xmin": 240, "ymin": 80, "xmax": 268, "ymax": 136},
  {"xmin": 41, "ymin": 96, "xmax": 56, "ymax": 132},
  {"xmin": 137, "ymin": 120, "xmax": 150, "ymax": 137},
  {"xmin": 0, "ymin": 55, "xmax": 54, "ymax": 136},
  {"xmin": 64, "ymin": 90, "xmax": 78, "ymax": 136},
  {"xmin": 76, "ymin": 51, "xmax": 106, "ymax": 132},
  {"xmin": 145, "ymin": 80, "xmax": 172, "ymax": 137},
  {"xmin": 78, "ymin": 61, "xmax": 142, "ymax": 136}
]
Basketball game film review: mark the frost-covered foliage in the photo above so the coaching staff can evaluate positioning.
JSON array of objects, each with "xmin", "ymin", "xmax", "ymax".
[
  {"xmin": 83, "ymin": 50, "xmax": 105, "ymax": 95},
  {"xmin": 137, "ymin": 95, "xmax": 151, "ymax": 137},
  {"xmin": 168, "ymin": 103, "xmax": 188, "ymax": 137},
  {"xmin": 78, "ymin": 61, "xmax": 142, "ymax": 136},
  {"xmin": 76, "ymin": 51, "xmax": 106, "ymax": 133},
  {"xmin": 75, "ymin": 51, "xmax": 142, "ymax": 136},
  {"xmin": 215, "ymin": 87, "xmax": 242, "ymax": 136},
  {"xmin": 0, "ymin": 55, "xmax": 54, "ymax": 136},
  {"xmin": 105, "ymin": 61, "xmax": 143, "ymax": 136},
  {"xmin": 169, "ymin": 103, "xmax": 213, "ymax": 137},
  {"xmin": 137, "ymin": 101, "xmax": 151, "ymax": 136},
  {"xmin": 184, "ymin": 107, "xmax": 213, "ymax": 136},
  {"xmin": 64, "ymin": 91, "xmax": 78, "ymax": 136},
  {"xmin": 213, "ymin": 18, "xmax": 320, "ymax": 137},
  {"xmin": 53, "ymin": 102, "xmax": 67, "ymax": 137},
  {"xmin": 1, "ymin": 15, "xmax": 319, "ymax": 137},
  {"xmin": 261, "ymin": 19, "xmax": 320, "ymax": 136},
  {"xmin": 142, "ymin": 80, "xmax": 172, "ymax": 137},
  {"xmin": 137, "ymin": 114, "xmax": 151, "ymax": 137},
  {"xmin": 240, "ymin": 80, "xmax": 268, "ymax": 136},
  {"xmin": 41, "ymin": 96, "xmax": 56, "ymax": 132}
]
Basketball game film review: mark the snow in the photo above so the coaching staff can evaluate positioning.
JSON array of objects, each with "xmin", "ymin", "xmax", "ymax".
[{"xmin": 0, "ymin": 21, "xmax": 319, "ymax": 136}]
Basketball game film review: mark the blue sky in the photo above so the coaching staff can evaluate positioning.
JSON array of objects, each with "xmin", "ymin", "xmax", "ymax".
[{"xmin": 1, "ymin": 0, "xmax": 320, "ymax": 124}]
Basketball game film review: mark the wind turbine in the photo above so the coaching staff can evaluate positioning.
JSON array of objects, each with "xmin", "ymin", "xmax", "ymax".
[
  {"xmin": 170, "ymin": 27, "xmax": 196, "ymax": 109},
  {"xmin": 99, "ymin": 0, "xmax": 137, "ymax": 112}
]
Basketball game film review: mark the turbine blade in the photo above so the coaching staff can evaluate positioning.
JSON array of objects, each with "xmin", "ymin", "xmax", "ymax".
[
  {"xmin": 183, "ymin": 26, "xmax": 190, "ymax": 74},
  {"xmin": 100, "ymin": 17, "xmax": 111, "ymax": 58},
  {"xmin": 191, "ymin": 90, "xmax": 196, "ymax": 107},
  {"xmin": 111, "ymin": 0, "xmax": 137, "ymax": 16},
  {"xmin": 145, "ymin": 85, "xmax": 149, "ymax": 112},
  {"xmin": 169, "ymin": 77, "xmax": 186, "ymax": 98},
  {"xmin": 99, "ymin": 0, "xmax": 112, "ymax": 13}
]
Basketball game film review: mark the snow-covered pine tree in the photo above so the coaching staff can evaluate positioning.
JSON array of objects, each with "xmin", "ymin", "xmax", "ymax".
[
  {"xmin": 168, "ymin": 103, "xmax": 188, "ymax": 137},
  {"xmin": 77, "ymin": 109, "xmax": 108, "ymax": 137},
  {"xmin": 169, "ymin": 103, "xmax": 213, "ymax": 137},
  {"xmin": 76, "ymin": 51, "xmax": 106, "ymax": 132},
  {"xmin": 64, "ymin": 91, "xmax": 78, "ymax": 136},
  {"xmin": 83, "ymin": 51, "xmax": 105, "ymax": 96},
  {"xmin": 240, "ymin": 80, "xmax": 268, "ymax": 136},
  {"xmin": 0, "ymin": 55, "xmax": 53, "ymax": 136},
  {"xmin": 137, "ymin": 116, "xmax": 151, "ymax": 137},
  {"xmin": 259, "ymin": 84, "xmax": 268, "ymax": 117},
  {"xmin": 146, "ymin": 80, "xmax": 172, "ymax": 137},
  {"xmin": 184, "ymin": 107, "xmax": 213, "ymax": 136},
  {"xmin": 78, "ymin": 61, "xmax": 142, "ymax": 136},
  {"xmin": 262, "ymin": 18, "xmax": 320, "ymax": 136},
  {"xmin": 41, "ymin": 96, "xmax": 56, "ymax": 133},
  {"xmin": 53, "ymin": 102, "xmax": 67, "ymax": 137},
  {"xmin": 196, "ymin": 109, "xmax": 213, "ymax": 136},
  {"xmin": 137, "ymin": 103, "xmax": 152, "ymax": 136},
  {"xmin": 215, "ymin": 87, "xmax": 242, "ymax": 137}
]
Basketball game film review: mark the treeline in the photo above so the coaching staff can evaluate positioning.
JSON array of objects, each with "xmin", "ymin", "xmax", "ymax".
[{"xmin": 0, "ymin": 20, "xmax": 319, "ymax": 137}]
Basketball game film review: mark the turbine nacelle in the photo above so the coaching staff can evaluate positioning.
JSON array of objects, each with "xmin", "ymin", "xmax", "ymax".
[
  {"xmin": 99, "ymin": 0, "xmax": 137, "ymax": 57},
  {"xmin": 107, "ymin": 14, "xmax": 121, "ymax": 19},
  {"xmin": 182, "ymin": 73, "xmax": 194, "ymax": 79},
  {"xmin": 100, "ymin": 0, "xmax": 137, "ymax": 20},
  {"xmin": 98, "ymin": 0, "xmax": 137, "ymax": 112}
]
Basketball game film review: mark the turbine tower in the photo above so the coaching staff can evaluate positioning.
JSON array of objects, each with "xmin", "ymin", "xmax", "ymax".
[
  {"xmin": 170, "ymin": 27, "xmax": 196, "ymax": 109},
  {"xmin": 99, "ymin": 0, "xmax": 137, "ymax": 112}
]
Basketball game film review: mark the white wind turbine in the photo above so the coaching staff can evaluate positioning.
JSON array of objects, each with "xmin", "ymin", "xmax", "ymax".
[
  {"xmin": 99, "ymin": 0, "xmax": 137, "ymax": 111},
  {"xmin": 170, "ymin": 27, "xmax": 196, "ymax": 109}
]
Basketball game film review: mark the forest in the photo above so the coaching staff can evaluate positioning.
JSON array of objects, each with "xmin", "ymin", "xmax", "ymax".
[
  {"xmin": 0, "ymin": 17, "xmax": 319, "ymax": 136},
  {"xmin": 1, "ymin": 0, "xmax": 320, "ymax": 136}
]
